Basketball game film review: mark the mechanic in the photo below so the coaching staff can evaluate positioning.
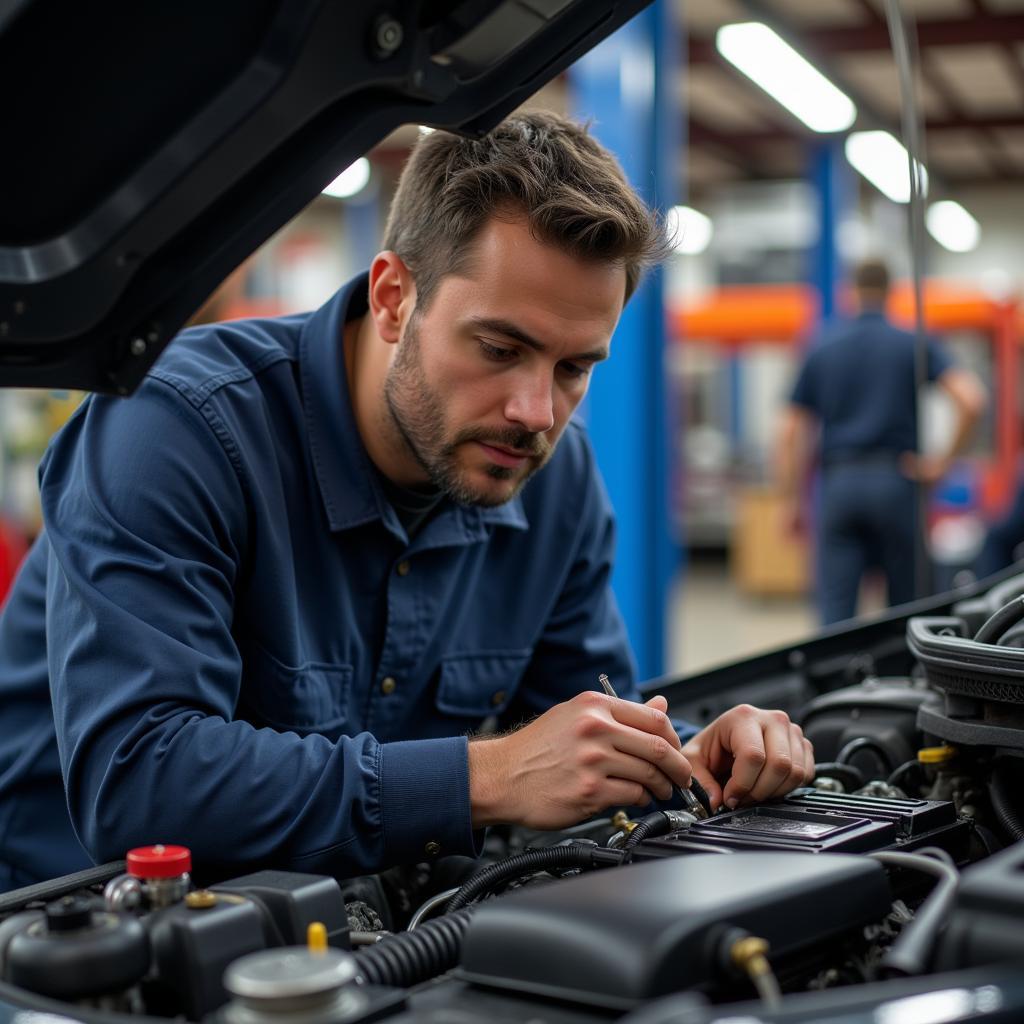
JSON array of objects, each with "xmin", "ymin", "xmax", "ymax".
[
  {"xmin": 776, "ymin": 258, "xmax": 986, "ymax": 626},
  {"xmin": 0, "ymin": 112, "xmax": 814, "ymax": 893}
]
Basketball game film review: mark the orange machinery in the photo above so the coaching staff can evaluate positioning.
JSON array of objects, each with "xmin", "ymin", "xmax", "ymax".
[{"xmin": 672, "ymin": 282, "xmax": 1022, "ymax": 518}]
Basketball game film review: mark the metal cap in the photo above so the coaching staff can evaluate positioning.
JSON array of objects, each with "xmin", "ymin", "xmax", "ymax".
[{"xmin": 224, "ymin": 948, "xmax": 357, "ymax": 1002}]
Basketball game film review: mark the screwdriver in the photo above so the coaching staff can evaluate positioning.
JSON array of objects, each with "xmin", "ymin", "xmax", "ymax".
[{"xmin": 598, "ymin": 673, "xmax": 710, "ymax": 820}]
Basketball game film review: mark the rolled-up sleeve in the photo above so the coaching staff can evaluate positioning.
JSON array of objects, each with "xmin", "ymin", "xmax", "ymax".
[{"xmin": 42, "ymin": 383, "xmax": 478, "ymax": 875}]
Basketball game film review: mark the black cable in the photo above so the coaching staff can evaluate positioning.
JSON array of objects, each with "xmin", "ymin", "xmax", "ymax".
[
  {"xmin": 813, "ymin": 761, "xmax": 866, "ymax": 792},
  {"xmin": 990, "ymin": 759, "xmax": 1024, "ymax": 843},
  {"xmin": 689, "ymin": 776, "xmax": 713, "ymax": 817},
  {"xmin": 445, "ymin": 843, "xmax": 624, "ymax": 913},
  {"xmin": 622, "ymin": 811, "xmax": 674, "ymax": 850},
  {"xmin": 974, "ymin": 594, "xmax": 1024, "ymax": 645},
  {"xmin": 887, "ymin": 759, "xmax": 925, "ymax": 794},
  {"xmin": 352, "ymin": 907, "xmax": 476, "ymax": 987},
  {"xmin": 836, "ymin": 737, "xmax": 896, "ymax": 776}
]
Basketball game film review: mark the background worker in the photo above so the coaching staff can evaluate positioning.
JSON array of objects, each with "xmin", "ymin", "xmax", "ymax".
[
  {"xmin": 777, "ymin": 258, "xmax": 986, "ymax": 625},
  {"xmin": 0, "ymin": 113, "xmax": 814, "ymax": 893}
]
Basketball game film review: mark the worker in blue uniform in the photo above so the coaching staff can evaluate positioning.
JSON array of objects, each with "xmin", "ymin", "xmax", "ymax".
[
  {"xmin": 0, "ymin": 113, "xmax": 815, "ymax": 892},
  {"xmin": 974, "ymin": 478, "xmax": 1024, "ymax": 580},
  {"xmin": 777, "ymin": 259, "xmax": 986, "ymax": 626}
]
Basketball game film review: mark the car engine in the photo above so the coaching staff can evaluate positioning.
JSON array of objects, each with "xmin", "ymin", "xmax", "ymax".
[{"xmin": 4, "ymin": 579, "xmax": 1024, "ymax": 1024}]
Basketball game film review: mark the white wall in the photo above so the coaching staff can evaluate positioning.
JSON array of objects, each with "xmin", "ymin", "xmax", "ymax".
[{"xmin": 927, "ymin": 185, "xmax": 1024, "ymax": 297}]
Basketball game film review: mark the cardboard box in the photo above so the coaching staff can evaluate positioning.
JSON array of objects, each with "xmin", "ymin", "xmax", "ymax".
[{"xmin": 732, "ymin": 486, "xmax": 810, "ymax": 596}]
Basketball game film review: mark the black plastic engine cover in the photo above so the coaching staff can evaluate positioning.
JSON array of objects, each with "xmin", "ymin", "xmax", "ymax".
[
  {"xmin": 457, "ymin": 852, "xmax": 890, "ymax": 1011},
  {"xmin": 935, "ymin": 842, "xmax": 1024, "ymax": 970},
  {"xmin": 213, "ymin": 869, "xmax": 350, "ymax": 948},
  {"xmin": 637, "ymin": 791, "xmax": 970, "ymax": 861},
  {"xmin": 145, "ymin": 897, "xmax": 266, "ymax": 1020}
]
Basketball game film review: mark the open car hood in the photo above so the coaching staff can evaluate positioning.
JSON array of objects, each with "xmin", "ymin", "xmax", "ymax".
[{"xmin": 0, "ymin": 0, "xmax": 649, "ymax": 395}]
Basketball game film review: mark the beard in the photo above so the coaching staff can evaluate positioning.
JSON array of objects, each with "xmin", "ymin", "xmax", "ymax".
[{"xmin": 382, "ymin": 315, "xmax": 553, "ymax": 507}]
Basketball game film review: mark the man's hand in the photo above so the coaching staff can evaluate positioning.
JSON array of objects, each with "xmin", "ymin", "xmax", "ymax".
[
  {"xmin": 682, "ymin": 704, "xmax": 815, "ymax": 812},
  {"xmin": 781, "ymin": 496, "xmax": 808, "ymax": 539},
  {"xmin": 468, "ymin": 692, "xmax": 692, "ymax": 830},
  {"xmin": 900, "ymin": 451, "xmax": 950, "ymax": 486}
]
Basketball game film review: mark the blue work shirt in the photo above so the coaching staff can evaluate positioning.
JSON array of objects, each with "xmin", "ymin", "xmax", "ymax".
[
  {"xmin": 0, "ymin": 274, "xmax": 695, "ymax": 890},
  {"xmin": 791, "ymin": 310, "xmax": 952, "ymax": 460}
]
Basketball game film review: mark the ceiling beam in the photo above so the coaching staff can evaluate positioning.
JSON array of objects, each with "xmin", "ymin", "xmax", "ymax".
[
  {"xmin": 687, "ymin": 118, "xmax": 765, "ymax": 175},
  {"xmin": 688, "ymin": 13, "xmax": 1024, "ymax": 62},
  {"xmin": 685, "ymin": 114, "xmax": 1024, "ymax": 145}
]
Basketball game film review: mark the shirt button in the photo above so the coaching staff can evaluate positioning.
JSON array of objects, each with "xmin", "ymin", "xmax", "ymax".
[
  {"xmin": 491, "ymin": 690, "xmax": 507, "ymax": 707},
  {"xmin": 380, "ymin": 676, "xmax": 397, "ymax": 695},
  {"xmin": 396, "ymin": 560, "xmax": 411, "ymax": 577},
  {"xmin": 424, "ymin": 841, "xmax": 441, "ymax": 856}
]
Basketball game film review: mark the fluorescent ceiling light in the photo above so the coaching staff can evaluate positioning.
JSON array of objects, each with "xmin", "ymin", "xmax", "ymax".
[
  {"xmin": 844, "ymin": 131, "xmax": 928, "ymax": 204},
  {"xmin": 716, "ymin": 22, "xmax": 856, "ymax": 133},
  {"xmin": 322, "ymin": 158, "xmax": 371, "ymax": 199},
  {"xmin": 667, "ymin": 205, "xmax": 713, "ymax": 255},
  {"xmin": 926, "ymin": 200, "xmax": 980, "ymax": 253}
]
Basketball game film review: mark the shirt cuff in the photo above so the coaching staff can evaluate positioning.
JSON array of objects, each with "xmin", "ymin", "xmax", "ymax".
[{"xmin": 379, "ymin": 736, "xmax": 483, "ymax": 864}]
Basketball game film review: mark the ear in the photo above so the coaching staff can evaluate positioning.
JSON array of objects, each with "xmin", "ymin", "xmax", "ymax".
[{"xmin": 368, "ymin": 251, "xmax": 417, "ymax": 345}]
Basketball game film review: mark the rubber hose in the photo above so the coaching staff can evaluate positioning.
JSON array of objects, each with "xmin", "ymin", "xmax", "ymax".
[
  {"xmin": 813, "ymin": 761, "xmax": 866, "ymax": 792},
  {"xmin": 872, "ymin": 850, "xmax": 959, "ymax": 977},
  {"xmin": 975, "ymin": 595, "xmax": 1024, "ymax": 645},
  {"xmin": 836, "ymin": 737, "xmax": 895, "ymax": 775},
  {"xmin": 884, "ymin": 761, "xmax": 925, "ymax": 790},
  {"xmin": 352, "ymin": 907, "xmax": 476, "ymax": 987},
  {"xmin": 622, "ymin": 811, "xmax": 673, "ymax": 851},
  {"xmin": 446, "ymin": 845, "xmax": 598, "ymax": 913},
  {"xmin": 990, "ymin": 759, "xmax": 1024, "ymax": 843}
]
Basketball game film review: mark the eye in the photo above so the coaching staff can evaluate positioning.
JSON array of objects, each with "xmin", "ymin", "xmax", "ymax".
[
  {"xmin": 559, "ymin": 361, "xmax": 591, "ymax": 381},
  {"xmin": 478, "ymin": 339, "xmax": 516, "ymax": 363}
]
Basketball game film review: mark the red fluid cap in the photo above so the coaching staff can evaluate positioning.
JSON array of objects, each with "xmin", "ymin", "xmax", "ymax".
[{"xmin": 126, "ymin": 844, "xmax": 192, "ymax": 878}]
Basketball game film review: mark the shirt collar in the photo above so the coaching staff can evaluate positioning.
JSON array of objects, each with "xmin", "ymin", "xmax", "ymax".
[{"xmin": 299, "ymin": 273, "xmax": 528, "ymax": 538}]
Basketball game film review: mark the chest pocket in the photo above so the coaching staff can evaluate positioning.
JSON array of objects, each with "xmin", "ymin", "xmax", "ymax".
[
  {"xmin": 243, "ymin": 643, "xmax": 353, "ymax": 736},
  {"xmin": 435, "ymin": 650, "xmax": 533, "ymax": 719}
]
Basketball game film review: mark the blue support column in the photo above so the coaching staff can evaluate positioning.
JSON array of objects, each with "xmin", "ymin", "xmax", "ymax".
[
  {"xmin": 727, "ymin": 354, "xmax": 743, "ymax": 445},
  {"xmin": 570, "ymin": 1, "xmax": 680, "ymax": 681},
  {"xmin": 807, "ymin": 139, "xmax": 850, "ymax": 326}
]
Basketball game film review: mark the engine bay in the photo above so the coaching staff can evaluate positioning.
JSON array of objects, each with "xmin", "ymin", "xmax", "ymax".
[{"xmin": 4, "ymin": 577, "xmax": 1024, "ymax": 1024}]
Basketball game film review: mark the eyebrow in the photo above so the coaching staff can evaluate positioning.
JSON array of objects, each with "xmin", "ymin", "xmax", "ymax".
[{"xmin": 468, "ymin": 317, "xmax": 609, "ymax": 363}]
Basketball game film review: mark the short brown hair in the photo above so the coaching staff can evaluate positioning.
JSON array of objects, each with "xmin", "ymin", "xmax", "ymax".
[
  {"xmin": 382, "ymin": 111, "xmax": 669, "ymax": 307},
  {"xmin": 854, "ymin": 258, "xmax": 890, "ymax": 295}
]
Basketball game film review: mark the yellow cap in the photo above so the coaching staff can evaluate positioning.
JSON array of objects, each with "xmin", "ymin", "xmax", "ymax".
[
  {"xmin": 918, "ymin": 744, "xmax": 957, "ymax": 765},
  {"xmin": 307, "ymin": 922, "xmax": 328, "ymax": 954}
]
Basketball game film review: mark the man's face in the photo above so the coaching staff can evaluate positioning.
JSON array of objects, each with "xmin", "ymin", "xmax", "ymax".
[{"xmin": 382, "ymin": 217, "xmax": 625, "ymax": 507}]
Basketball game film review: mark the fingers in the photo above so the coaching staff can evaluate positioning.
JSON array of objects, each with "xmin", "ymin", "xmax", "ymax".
[
  {"xmin": 603, "ymin": 750, "xmax": 680, "ymax": 802},
  {"xmin": 602, "ymin": 778, "xmax": 655, "ymax": 810},
  {"xmin": 609, "ymin": 728, "xmax": 692, "ymax": 794},
  {"xmin": 801, "ymin": 731, "xmax": 816, "ymax": 784},
  {"xmin": 719, "ymin": 706, "xmax": 813, "ymax": 808},
  {"xmin": 608, "ymin": 693, "xmax": 682, "ymax": 751}
]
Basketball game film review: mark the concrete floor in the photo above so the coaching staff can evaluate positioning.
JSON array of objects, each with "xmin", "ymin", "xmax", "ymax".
[{"xmin": 666, "ymin": 553, "xmax": 818, "ymax": 677}]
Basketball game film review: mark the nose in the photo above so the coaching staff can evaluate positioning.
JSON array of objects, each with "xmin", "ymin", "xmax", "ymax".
[{"xmin": 504, "ymin": 370, "xmax": 555, "ymax": 435}]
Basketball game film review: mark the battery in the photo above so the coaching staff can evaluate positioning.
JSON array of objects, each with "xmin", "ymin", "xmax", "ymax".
[{"xmin": 635, "ymin": 789, "xmax": 968, "ymax": 859}]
